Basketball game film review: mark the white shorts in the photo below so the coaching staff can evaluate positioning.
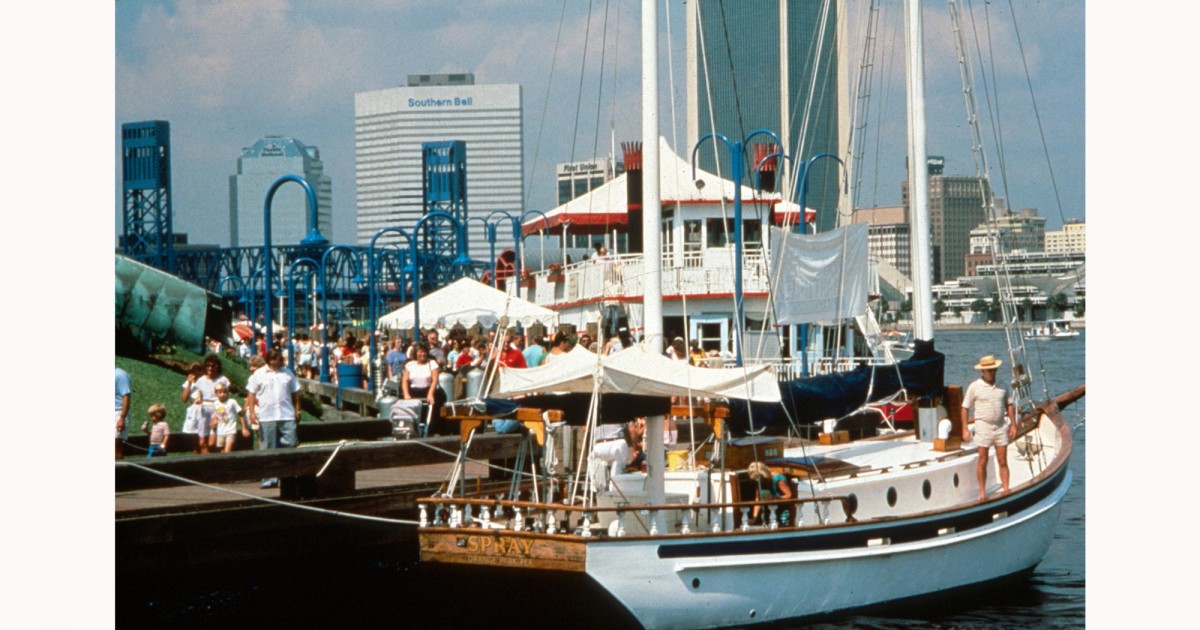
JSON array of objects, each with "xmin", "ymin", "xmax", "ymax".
[
  {"xmin": 974, "ymin": 420, "xmax": 1010, "ymax": 448},
  {"xmin": 115, "ymin": 410, "xmax": 128, "ymax": 439}
]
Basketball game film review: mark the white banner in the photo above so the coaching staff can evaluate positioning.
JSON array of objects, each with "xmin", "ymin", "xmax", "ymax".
[{"xmin": 768, "ymin": 224, "xmax": 868, "ymax": 325}]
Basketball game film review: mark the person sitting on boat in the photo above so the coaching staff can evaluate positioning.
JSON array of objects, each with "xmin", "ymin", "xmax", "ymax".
[
  {"xmin": 962, "ymin": 354, "xmax": 1017, "ymax": 500},
  {"xmin": 588, "ymin": 417, "xmax": 647, "ymax": 493},
  {"xmin": 747, "ymin": 462, "xmax": 793, "ymax": 526}
]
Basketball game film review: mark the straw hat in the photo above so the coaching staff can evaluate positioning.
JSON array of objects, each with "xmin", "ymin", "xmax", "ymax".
[
  {"xmin": 974, "ymin": 355, "xmax": 1003, "ymax": 370},
  {"xmin": 748, "ymin": 462, "xmax": 771, "ymax": 480}
]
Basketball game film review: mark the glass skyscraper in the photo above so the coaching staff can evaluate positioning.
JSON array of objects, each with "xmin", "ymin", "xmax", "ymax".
[
  {"xmin": 687, "ymin": 1, "xmax": 840, "ymax": 231},
  {"xmin": 228, "ymin": 136, "xmax": 332, "ymax": 247}
]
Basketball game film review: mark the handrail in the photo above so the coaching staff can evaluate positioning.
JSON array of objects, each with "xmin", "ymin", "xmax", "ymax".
[{"xmin": 418, "ymin": 494, "xmax": 856, "ymax": 523}]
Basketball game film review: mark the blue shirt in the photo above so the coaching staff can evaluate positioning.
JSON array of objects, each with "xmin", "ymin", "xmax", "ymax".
[
  {"xmin": 523, "ymin": 344, "xmax": 546, "ymax": 368},
  {"xmin": 386, "ymin": 349, "xmax": 407, "ymax": 377},
  {"xmin": 115, "ymin": 368, "xmax": 132, "ymax": 411}
]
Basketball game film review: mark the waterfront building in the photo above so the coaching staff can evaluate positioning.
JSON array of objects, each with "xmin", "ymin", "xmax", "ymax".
[
  {"xmin": 354, "ymin": 73, "xmax": 523, "ymax": 255},
  {"xmin": 1045, "ymin": 220, "xmax": 1086, "ymax": 254},
  {"xmin": 964, "ymin": 208, "xmax": 1047, "ymax": 276},
  {"xmin": 686, "ymin": 0, "xmax": 840, "ymax": 231},
  {"xmin": 229, "ymin": 136, "xmax": 332, "ymax": 247}
]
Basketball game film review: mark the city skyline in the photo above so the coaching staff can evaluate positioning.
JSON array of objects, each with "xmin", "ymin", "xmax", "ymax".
[{"xmin": 115, "ymin": 1, "xmax": 1085, "ymax": 248}]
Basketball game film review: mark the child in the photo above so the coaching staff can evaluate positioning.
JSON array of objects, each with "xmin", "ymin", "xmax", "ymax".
[
  {"xmin": 210, "ymin": 383, "xmax": 248, "ymax": 453},
  {"xmin": 146, "ymin": 403, "xmax": 171, "ymax": 458},
  {"xmin": 182, "ymin": 390, "xmax": 205, "ymax": 454}
]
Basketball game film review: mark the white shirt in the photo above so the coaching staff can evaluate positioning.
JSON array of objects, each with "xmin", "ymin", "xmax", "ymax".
[
  {"xmin": 963, "ymin": 378, "xmax": 1009, "ymax": 426},
  {"xmin": 246, "ymin": 366, "xmax": 300, "ymax": 422}
]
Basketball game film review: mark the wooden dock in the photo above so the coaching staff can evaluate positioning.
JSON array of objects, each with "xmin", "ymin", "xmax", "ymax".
[{"xmin": 117, "ymin": 433, "xmax": 526, "ymax": 575}]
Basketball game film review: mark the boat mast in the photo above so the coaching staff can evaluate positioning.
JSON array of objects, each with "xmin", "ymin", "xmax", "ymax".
[
  {"xmin": 641, "ymin": 0, "xmax": 666, "ymax": 534},
  {"xmin": 903, "ymin": 0, "xmax": 934, "ymax": 341},
  {"xmin": 642, "ymin": 0, "xmax": 663, "ymax": 353}
]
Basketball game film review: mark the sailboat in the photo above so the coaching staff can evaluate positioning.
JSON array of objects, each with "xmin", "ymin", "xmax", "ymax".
[{"xmin": 415, "ymin": 1, "xmax": 1081, "ymax": 627}]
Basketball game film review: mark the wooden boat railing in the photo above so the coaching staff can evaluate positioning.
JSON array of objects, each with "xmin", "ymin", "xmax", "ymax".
[{"xmin": 418, "ymin": 494, "xmax": 856, "ymax": 537}]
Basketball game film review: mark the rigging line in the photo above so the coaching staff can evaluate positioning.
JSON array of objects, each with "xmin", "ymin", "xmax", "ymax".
[
  {"xmin": 569, "ymin": 0, "xmax": 597, "ymax": 164},
  {"xmin": 1005, "ymin": 0, "xmax": 1068, "ymax": 226},
  {"xmin": 848, "ymin": 0, "xmax": 881, "ymax": 209},
  {"xmin": 589, "ymin": 0, "xmax": 613, "ymax": 169},
  {"xmin": 120, "ymin": 461, "xmax": 420, "ymax": 526},
  {"xmin": 525, "ymin": 0, "xmax": 571, "ymax": 209},
  {"xmin": 870, "ymin": 11, "xmax": 900, "ymax": 208},
  {"xmin": 695, "ymin": 1, "xmax": 739, "ymax": 361},
  {"xmin": 601, "ymin": 0, "xmax": 622, "ymax": 251},
  {"xmin": 784, "ymin": 0, "xmax": 833, "ymax": 204},
  {"xmin": 715, "ymin": 0, "xmax": 748, "ymax": 144},
  {"xmin": 965, "ymin": 0, "xmax": 1014, "ymax": 212}
]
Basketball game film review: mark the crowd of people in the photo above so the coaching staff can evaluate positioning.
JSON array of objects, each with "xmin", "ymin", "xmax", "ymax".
[{"xmin": 115, "ymin": 322, "xmax": 735, "ymax": 470}]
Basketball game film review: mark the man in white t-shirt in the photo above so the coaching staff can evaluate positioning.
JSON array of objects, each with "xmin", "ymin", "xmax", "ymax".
[
  {"xmin": 962, "ymin": 354, "xmax": 1016, "ymax": 500},
  {"xmin": 246, "ymin": 349, "xmax": 301, "ymax": 488}
]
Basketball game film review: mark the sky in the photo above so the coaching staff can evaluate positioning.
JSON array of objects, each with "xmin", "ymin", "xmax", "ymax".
[{"xmin": 113, "ymin": 0, "xmax": 1085, "ymax": 247}]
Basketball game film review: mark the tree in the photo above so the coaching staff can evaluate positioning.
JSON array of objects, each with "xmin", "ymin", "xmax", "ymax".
[
  {"xmin": 934, "ymin": 299, "xmax": 948, "ymax": 319},
  {"xmin": 1047, "ymin": 293, "xmax": 1069, "ymax": 316},
  {"xmin": 970, "ymin": 298, "xmax": 989, "ymax": 313},
  {"xmin": 1020, "ymin": 297, "xmax": 1034, "ymax": 321},
  {"xmin": 901, "ymin": 297, "xmax": 913, "ymax": 314},
  {"xmin": 1072, "ymin": 298, "xmax": 1086, "ymax": 317}
]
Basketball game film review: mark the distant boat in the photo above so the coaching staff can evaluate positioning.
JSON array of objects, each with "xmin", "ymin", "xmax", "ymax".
[{"xmin": 1025, "ymin": 318, "xmax": 1081, "ymax": 340}]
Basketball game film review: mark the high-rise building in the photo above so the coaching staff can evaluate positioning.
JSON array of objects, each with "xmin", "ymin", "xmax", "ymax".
[
  {"xmin": 355, "ymin": 73, "xmax": 522, "ymax": 256},
  {"xmin": 904, "ymin": 173, "xmax": 990, "ymax": 284},
  {"xmin": 1045, "ymin": 220, "xmax": 1086, "ymax": 254},
  {"xmin": 851, "ymin": 205, "xmax": 911, "ymax": 278},
  {"xmin": 686, "ymin": 1, "xmax": 840, "ymax": 231},
  {"xmin": 228, "ymin": 136, "xmax": 332, "ymax": 247}
]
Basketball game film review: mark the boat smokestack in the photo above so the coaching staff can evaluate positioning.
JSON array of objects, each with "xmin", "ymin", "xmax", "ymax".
[
  {"xmin": 623, "ymin": 141, "xmax": 643, "ymax": 253},
  {"xmin": 752, "ymin": 142, "xmax": 778, "ymax": 193}
]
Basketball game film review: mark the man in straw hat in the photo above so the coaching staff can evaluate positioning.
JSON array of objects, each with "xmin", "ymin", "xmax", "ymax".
[{"xmin": 962, "ymin": 354, "xmax": 1016, "ymax": 500}]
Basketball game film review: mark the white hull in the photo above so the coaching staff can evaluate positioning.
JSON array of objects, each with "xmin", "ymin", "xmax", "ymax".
[{"xmin": 586, "ymin": 468, "xmax": 1069, "ymax": 628}]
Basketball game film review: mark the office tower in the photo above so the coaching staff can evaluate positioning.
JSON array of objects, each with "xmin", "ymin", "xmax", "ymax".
[
  {"xmin": 686, "ymin": 1, "xmax": 840, "ymax": 231},
  {"xmin": 355, "ymin": 73, "xmax": 523, "ymax": 257},
  {"xmin": 229, "ymin": 136, "xmax": 332, "ymax": 247}
]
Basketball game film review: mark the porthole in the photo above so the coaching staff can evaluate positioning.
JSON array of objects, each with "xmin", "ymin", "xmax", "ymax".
[
  {"xmin": 953, "ymin": 473, "xmax": 960, "ymax": 488},
  {"xmin": 886, "ymin": 487, "xmax": 898, "ymax": 507},
  {"xmin": 846, "ymin": 493, "xmax": 858, "ymax": 516},
  {"xmin": 923, "ymin": 479, "xmax": 932, "ymax": 500},
  {"xmin": 692, "ymin": 578, "xmax": 701, "ymax": 589}
]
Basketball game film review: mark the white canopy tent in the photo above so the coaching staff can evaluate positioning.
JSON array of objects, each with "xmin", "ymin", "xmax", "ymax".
[
  {"xmin": 499, "ymin": 343, "xmax": 780, "ymax": 403},
  {"xmin": 377, "ymin": 277, "xmax": 559, "ymax": 331}
]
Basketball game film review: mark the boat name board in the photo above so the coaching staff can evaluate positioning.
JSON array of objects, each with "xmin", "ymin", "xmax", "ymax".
[{"xmin": 419, "ymin": 531, "xmax": 587, "ymax": 572}]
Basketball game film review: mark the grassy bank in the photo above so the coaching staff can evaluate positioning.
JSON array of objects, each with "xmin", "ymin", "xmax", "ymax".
[{"xmin": 117, "ymin": 349, "xmax": 322, "ymax": 444}]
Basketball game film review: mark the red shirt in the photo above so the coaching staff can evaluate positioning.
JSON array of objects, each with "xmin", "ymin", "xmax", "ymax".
[{"xmin": 500, "ymin": 346, "xmax": 527, "ymax": 368}]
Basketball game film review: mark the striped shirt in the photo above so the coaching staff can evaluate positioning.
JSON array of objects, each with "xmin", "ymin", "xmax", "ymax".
[{"xmin": 963, "ymin": 379, "xmax": 1009, "ymax": 426}]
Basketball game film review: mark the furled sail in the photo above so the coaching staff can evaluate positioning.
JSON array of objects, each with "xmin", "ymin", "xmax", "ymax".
[{"xmin": 768, "ymin": 224, "xmax": 869, "ymax": 324}]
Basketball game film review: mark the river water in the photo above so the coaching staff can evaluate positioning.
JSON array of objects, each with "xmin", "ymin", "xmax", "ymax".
[{"xmin": 119, "ymin": 329, "xmax": 1085, "ymax": 628}]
